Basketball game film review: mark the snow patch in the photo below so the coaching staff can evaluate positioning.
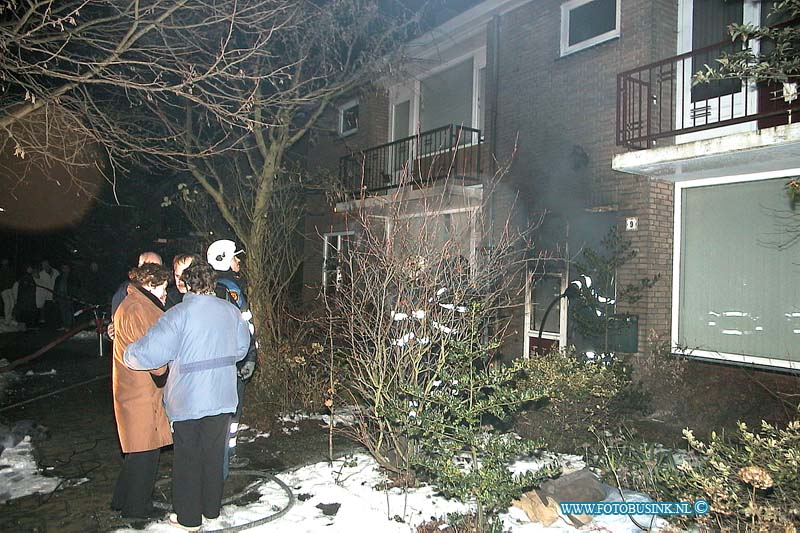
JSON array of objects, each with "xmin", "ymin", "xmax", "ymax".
[
  {"xmin": 0, "ymin": 437, "xmax": 61, "ymax": 503},
  {"xmin": 111, "ymin": 452, "xmax": 666, "ymax": 532}
]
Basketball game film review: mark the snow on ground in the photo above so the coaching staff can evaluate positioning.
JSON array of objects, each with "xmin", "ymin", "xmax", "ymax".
[
  {"xmin": 24, "ymin": 368, "xmax": 57, "ymax": 377},
  {"xmin": 71, "ymin": 330, "xmax": 101, "ymax": 340},
  {"xmin": 0, "ymin": 436, "xmax": 62, "ymax": 504},
  {"xmin": 280, "ymin": 406, "xmax": 359, "ymax": 428},
  {"xmin": 113, "ymin": 453, "xmax": 665, "ymax": 533}
]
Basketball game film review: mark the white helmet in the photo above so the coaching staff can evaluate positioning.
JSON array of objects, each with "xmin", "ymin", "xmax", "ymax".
[{"xmin": 207, "ymin": 239, "xmax": 242, "ymax": 271}]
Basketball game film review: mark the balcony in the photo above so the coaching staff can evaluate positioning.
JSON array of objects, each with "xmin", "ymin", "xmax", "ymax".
[
  {"xmin": 614, "ymin": 31, "xmax": 800, "ymax": 181},
  {"xmin": 339, "ymin": 124, "xmax": 484, "ymax": 196},
  {"xmin": 617, "ymin": 36, "xmax": 799, "ymax": 150}
]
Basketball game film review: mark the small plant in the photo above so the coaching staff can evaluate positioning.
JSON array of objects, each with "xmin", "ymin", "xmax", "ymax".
[
  {"xmin": 570, "ymin": 226, "xmax": 659, "ymax": 361},
  {"xmin": 402, "ymin": 310, "xmax": 562, "ymax": 529},
  {"xmin": 514, "ymin": 347, "xmax": 625, "ymax": 452},
  {"xmin": 593, "ymin": 416, "xmax": 800, "ymax": 532}
]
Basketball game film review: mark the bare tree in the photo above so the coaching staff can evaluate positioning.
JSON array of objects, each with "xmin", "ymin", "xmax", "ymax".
[
  {"xmin": 323, "ymin": 157, "xmax": 539, "ymax": 471},
  {"xmin": 116, "ymin": 0, "xmax": 423, "ymax": 407},
  {"xmin": 0, "ymin": 0, "xmax": 340, "ymax": 189}
]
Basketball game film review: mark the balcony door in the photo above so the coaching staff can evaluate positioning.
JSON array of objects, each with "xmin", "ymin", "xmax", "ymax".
[
  {"xmin": 524, "ymin": 273, "xmax": 568, "ymax": 357},
  {"xmin": 677, "ymin": 0, "xmax": 761, "ymax": 141},
  {"xmin": 387, "ymin": 51, "xmax": 486, "ymax": 184},
  {"xmin": 388, "ymin": 86, "xmax": 416, "ymax": 185}
]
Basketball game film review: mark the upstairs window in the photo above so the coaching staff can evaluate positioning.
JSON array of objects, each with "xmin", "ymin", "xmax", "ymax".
[
  {"xmin": 338, "ymin": 99, "xmax": 359, "ymax": 136},
  {"xmin": 420, "ymin": 59, "xmax": 474, "ymax": 132},
  {"xmin": 560, "ymin": 0, "xmax": 620, "ymax": 56}
]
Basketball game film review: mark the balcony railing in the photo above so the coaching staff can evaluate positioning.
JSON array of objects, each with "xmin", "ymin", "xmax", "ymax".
[
  {"xmin": 339, "ymin": 124, "xmax": 483, "ymax": 195},
  {"xmin": 617, "ymin": 35, "xmax": 800, "ymax": 149}
]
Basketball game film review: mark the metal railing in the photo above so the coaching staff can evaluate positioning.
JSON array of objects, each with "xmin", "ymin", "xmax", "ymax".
[
  {"xmin": 339, "ymin": 124, "xmax": 483, "ymax": 195},
  {"xmin": 617, "ymin": 34, "xmax": 800, "ymax": 149}
]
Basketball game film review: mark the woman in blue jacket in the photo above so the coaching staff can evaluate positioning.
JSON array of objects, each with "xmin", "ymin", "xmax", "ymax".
[{"xmin": 124, "ymin": 260, "xmax": 250, "ymax": 531}]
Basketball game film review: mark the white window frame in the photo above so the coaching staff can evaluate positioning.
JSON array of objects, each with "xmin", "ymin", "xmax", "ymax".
[
  {"xmin": 385, "ymin": 206, "xmax": 480, "ymax": 271},
  {"xmin": 524, "ymin": 272, "xmax": 569, "ymax": 357},
  {"xmin": 338, "ymin": 99, "xmax": 360, "ymax": 137},
  {"xmin": 671, "ymin": 167, "xmax": 800, "ymax": 370},
  {"xmin": 388, "ymin": 48, "xmax": 487, "ymax": 142},
  {"xmin": 322, "ymin": 231, "xmax": 355, "ymax": 295},
  {"xmin": 674, "ymin": 0, "xmax": 761, "ymax": 143},
  {"xmin": 560, "ymin": 0, "xmax": 621, "ymax": 57}
]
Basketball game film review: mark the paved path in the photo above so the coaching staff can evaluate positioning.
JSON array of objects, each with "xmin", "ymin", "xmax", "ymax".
[{"xmin": 0, "ymin": 330, "xmax": 358, "ymax": 532}]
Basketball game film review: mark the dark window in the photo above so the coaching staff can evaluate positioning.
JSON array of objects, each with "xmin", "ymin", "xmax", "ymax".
[
  {"xmin": 691, "ymin": 0, "xmax": 744, "ymax": 102},
  {"xmin": 568, "ymin": 0, "xmax": 617, "ymax": 47},
  {"xmin": 339, "ymin": 102, "xmax": 359, "ymax": 135}
]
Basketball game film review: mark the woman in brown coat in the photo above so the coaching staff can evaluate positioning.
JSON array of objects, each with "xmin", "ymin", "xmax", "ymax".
[{"xmin": 110, "ymin": 263, "xmax": 173, "ymax": 519}]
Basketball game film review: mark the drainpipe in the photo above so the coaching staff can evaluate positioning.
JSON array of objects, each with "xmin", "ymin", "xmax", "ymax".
[
  {"xmin": 485, "ymin": 15, "xmax": 501, "ymax": 349},
  {"xmin": 488, "ymin": 14, "xmax": 501, "ymax": 248}
]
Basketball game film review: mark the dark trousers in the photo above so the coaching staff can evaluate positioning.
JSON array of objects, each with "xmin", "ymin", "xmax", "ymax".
[
  {"xmin": 172, "ymin": 413, "xmax": 230, "ymax": 528},
  {"xmin": 223, "ymin": 378, "xmax": 246, "ymax": 479},
  {"xmin": 111, "ymin": 448, "xmax": 160, "ymax": 516}
]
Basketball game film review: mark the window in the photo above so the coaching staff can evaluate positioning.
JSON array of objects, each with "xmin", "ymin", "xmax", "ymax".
[
  {"xmin": 530, "ymin": 275, "xmax": 564, "ymax": 336},
  {"xmin": 323, "ymin": 232, "xmax": 354, "ymax": 295},
  {"xmin": 674, "ymin": 174, "xmax": 800, "ymax": 369},
  {"xmin": 420, "ymin": 59, "xmax": 474, "ymax": 132},
  {"xmin": 560, "ymin": 0, "xmax": 620, "ymax": 56},
  {"xmin": 389, "ymin": 50, "xmax": 486, "ymax": 143},
  {"xmin": 338, "ymin": 99, "xmax": 359, "ymax": 136},
  {"xmin": 525, "ymin": 272, "xmax": 567, "ymax": 357}
]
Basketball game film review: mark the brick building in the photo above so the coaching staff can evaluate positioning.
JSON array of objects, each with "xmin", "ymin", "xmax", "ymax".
[{"xmin": 300, "ymin": 0, "xmax": 800, "ymax": 374}]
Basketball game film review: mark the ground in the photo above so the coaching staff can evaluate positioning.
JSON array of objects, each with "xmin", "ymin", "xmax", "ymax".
[
  {"xmin": 2, "ymin": 327, "xmax": 798, "ymax": 532},
  {"xmin": 0, "ymin": 329, "xmax": 359, "ymax": 533}
]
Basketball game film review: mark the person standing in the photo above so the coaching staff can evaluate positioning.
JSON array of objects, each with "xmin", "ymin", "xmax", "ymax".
[
  {"xmin": 111, "ymin": 252, "xmax": 163, "ymax": 317},
  {"xmin": 54, "ymin": 263, "xmax": 73, "ymax": 330},
  {"xmin": 165, "ymin": 253, "xmax": 200, "ymax": 310},
  {"xmin": 15, "ymin": 265, "xmax": 37, "ymax": 327},
  {"xmin": 111, "ymin": 263, "xmax": 173, "ymax": 520},
  {"xmin": 1, "ymin": 259, "xmax": 16, "ymax": 324},
  {"xmin": 34, "ymin": 260, "xmax": 59, "ymax": 325},
  {"xmin": 108, "ymin": 252, "xmax": 164, "ymax": 342},
  {"xmin": 124, "ymin": 260, "xmax": 250, "ymax": 531},
  {"xmin": 206, "ymin": 239, "xmax": 258, "ymax": 474}
]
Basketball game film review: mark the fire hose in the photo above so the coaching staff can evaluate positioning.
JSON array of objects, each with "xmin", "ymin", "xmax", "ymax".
[
  {"xmin": 152, "ymin": 472, "xmax": 296, "ymax": 532},
  {"xmin": 0, "ymin": 305, "xmax": 109, "ymax": 374}
]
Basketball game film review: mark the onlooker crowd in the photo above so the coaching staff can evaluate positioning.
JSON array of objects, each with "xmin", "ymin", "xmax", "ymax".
[
  {"xmin": 0, "ymin": 258, "xmax": 113, "ymax": 329},
  {"xmin": 2, "ymin": 241, "xmax": 259, "ymax": 531}
]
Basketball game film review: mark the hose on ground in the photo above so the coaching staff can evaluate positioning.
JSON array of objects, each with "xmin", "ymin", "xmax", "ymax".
[{"xmin": 152, "ymin": 469, "xmax": 295, "ymax": 532}]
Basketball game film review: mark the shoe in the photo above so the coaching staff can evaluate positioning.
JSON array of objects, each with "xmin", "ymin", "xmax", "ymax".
[
  {"xmin": 122, "ymin": 507, "xmax": 167, "ymax": 521},
  {"xmin": 228, "ymin": 455, "xmax": 250, "ymax": 469},
  {"xmin": 168, "ymin": 512, "xmax": 202, "ymax": 531}
]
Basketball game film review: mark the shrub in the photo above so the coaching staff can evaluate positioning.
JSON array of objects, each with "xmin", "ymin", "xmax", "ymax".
[
  {"xmin": 593, "ymin": 417, "xmax": 800, "ymax": 532},
  {"xmin": 514, "ymin": 348, "xmax": 626, "ymax": 452},
  {"xmin": 245, "ymin": 316, "xmax": 333, "ymax": 427}
]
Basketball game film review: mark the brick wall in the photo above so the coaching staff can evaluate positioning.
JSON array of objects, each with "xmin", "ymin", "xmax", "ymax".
[
  {"xmin": 488, "ymin": 0, "xmax": 678, "ymax": 355},
  {"xmin": 300, "ymin": 86, "xmax": 389, "ymax": 304},
  {"xmin": 300, "ymin": 0, "xmax": 681, "ymax": 352},
  {"xmin": 304, "ymin": 86, "xmax": 390, "ymax": 178}
]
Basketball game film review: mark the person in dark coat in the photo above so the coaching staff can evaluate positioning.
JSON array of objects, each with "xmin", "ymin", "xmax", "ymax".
[
  {"xmin": 124, "ymin": 260, "xmax": 250, "ymax": 530},
  {"xmin": 54, "ymin": 263, "xmax": 73, "ymax": 330},
  {"xmin": 164, "ymin": 253, "xmax": 201, "ymax": 310},
  {"xmin": 111, "ymin": 263, "xmax": 173, "ymax": 520},
  {"xmin": 1, "ymin": 259, "xmax": 16, "ymax": 323},
  {"xmin": 15, "ymin": 265, "xmax": 38, "ymax": 327}
]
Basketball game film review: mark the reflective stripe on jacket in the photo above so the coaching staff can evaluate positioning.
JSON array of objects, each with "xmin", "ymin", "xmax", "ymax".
[{"xmin": 124, "ymin": 293, "xmax": 251, "ymax": 422}]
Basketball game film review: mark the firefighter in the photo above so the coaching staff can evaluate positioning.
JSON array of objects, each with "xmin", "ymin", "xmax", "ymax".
[{"xmin": 206, "ymin": 239, "xmax": 258, "ymax": 477}]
